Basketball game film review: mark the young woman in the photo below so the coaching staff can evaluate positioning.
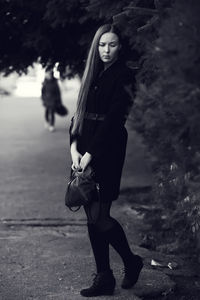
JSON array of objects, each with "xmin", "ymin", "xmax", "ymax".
[
  {"xmin": 69, "ymin": 24, "xmax": 143, "ymax": 297},
  {"xmin": 41, "ymin": 69, "xmax": 62, "ymax": 132}
]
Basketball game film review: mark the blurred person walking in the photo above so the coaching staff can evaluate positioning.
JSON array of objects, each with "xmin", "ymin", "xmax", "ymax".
[
  {"xmin": 41, "ymin": 69, "xmax": 62, "ymax": 132},
  {"xmin": 69, "ymin": 24, "xmax": 143, "ymax": 297}
]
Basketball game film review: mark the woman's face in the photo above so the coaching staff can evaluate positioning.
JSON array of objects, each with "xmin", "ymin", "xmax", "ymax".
[{"xmin": 98, "ymin": 32, "xmax": 121, "ymax": 67}]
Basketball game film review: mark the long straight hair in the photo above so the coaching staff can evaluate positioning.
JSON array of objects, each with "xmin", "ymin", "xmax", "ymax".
[{"xmin": 71, "ymin": 24, "xmax": 121, "ymax": 135}]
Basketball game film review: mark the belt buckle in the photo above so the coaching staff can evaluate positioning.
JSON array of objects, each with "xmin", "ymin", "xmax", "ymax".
[{"xmin": 94, "ymin": 113, "xmax": 98, "ymax": 120}]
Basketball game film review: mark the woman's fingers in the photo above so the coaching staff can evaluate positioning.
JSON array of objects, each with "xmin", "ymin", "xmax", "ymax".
[
  {"xmin": 72, "ymin": 163, "xmax": 79, "ymax": 170},
  {"xmin": 80, "ymin": 159, "xmax": 87, "ymax": 171},
  {"xmin": 71, "ymin": 162, "xmax": 82, "ymax": 171},
  {"xmin": 71, "ymin": 163, "xmax": 76, "ymax": 171},
  {"xmin": 80, "ymin": 152, "xmax": 92, "ymax": 171},
  {"xmin": 80, "ymin": 157, "xmax": 86, "ymax": 171},
  {"xmin": 71, "ymin": 151, "xmax": 83, "ymax": 171}
]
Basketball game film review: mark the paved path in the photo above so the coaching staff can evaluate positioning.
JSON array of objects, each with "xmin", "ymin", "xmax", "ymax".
[{"xmin": 0, "ymin": 88, "xmax": 174, "ymax": 300}]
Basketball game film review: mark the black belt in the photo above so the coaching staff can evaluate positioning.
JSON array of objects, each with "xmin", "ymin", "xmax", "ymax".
[{"xmin": 84, "ymin": 112, "xmax": 105, "ymax": 121}]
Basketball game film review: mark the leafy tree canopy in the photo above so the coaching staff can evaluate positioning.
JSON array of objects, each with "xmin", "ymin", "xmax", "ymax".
[
  {"xmin": 0, "ymin": 0, "xmax": 101, "ymax": 75},
  {"xmin": 0, "ymin": 0, "xmax": 158, "ymax": 76}
]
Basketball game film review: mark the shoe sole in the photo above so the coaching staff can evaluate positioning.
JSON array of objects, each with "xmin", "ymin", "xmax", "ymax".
[
  {"xmin": 80, "ymin": 285, "xmax": 115, "ymax": 297},
  {"xmin": 80, "ymin": 290, "xmax": 114, "ymax": 297}
]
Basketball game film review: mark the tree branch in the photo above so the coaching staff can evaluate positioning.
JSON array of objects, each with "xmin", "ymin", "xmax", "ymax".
[
  {"xmin": 124, "ymin": 6, "xmax": 159, "ymax": 16},
  {"xmin": 137, "ymin": 16, "xmax": 159, "ymax": 32}
]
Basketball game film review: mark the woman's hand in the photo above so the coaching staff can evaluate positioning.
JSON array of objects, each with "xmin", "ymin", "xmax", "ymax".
[
  {"xmin": 80, "ymin": 152, "xmax": 92, "ymax": 171},
  {"xmin": 70, "ymin": 142, "xmax": 82, "ymax": 171}
]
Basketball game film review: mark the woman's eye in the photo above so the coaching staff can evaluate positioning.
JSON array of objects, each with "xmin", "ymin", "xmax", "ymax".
[
  {"xmin": 99, "ymin": 43, "xmax": 117, "ymax": 47},
  {"xmin": 110, "ymin": 43, "xmax": 117, "ymax": 47}
]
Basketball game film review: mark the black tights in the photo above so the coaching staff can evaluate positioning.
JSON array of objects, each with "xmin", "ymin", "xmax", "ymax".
[
  {"xmin": 45, "ymin": 108, "xmax": 55, "ymax": 126},
  {"xmin": 84, "ymin": 201, "xmax": 113, "ymax": 231},
  {"xmin": 84, "ymin": 201, "xmax": 134, "ymax": 273}
]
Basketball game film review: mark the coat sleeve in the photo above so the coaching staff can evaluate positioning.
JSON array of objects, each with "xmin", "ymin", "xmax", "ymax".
[{"xmin": 86, "ymin": 70, "xmax": 136, "ymax": 159}]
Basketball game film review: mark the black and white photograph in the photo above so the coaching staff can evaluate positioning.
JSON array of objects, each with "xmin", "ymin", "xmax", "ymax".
[{"xmin": 0, "ymin": 0, "xmax": 199, "ymax": 299}]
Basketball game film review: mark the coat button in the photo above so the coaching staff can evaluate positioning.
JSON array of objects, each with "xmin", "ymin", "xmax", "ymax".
[{"xmin": 94, "ymin": 86, "xmax": 98, "ymax": 90}]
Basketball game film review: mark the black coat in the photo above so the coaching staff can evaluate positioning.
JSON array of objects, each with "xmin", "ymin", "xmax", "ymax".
[
  {"xmin": 70, "ymin": 60, "xmax": 135, "ymax": 202},
  {"xmin": 41, "ymin": 78, "xmax": 61, "ymax": 109}
]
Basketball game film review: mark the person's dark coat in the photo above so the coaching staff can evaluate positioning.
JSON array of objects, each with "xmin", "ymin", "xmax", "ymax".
[
  {"xmin": 41, "ymin": 78, "xmax": 61, "ymax": 109},
  {"xmin": 70, "ymin": 60, "xmax": 136, "ymax": 202}
]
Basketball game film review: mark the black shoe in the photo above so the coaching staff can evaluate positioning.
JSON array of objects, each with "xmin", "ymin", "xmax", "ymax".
[
  {"xmin": 80, "ymin": 269, "xmax": 116, "ymax": 297},
  {"xmin": 121, "ymin": 255, "xmax": 143, "ymax": 289}
]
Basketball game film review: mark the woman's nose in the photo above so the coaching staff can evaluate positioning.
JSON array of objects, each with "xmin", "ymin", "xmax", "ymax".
[{"xmin": 105, "ymin": 45, "xmax": 110, "ymax": 53}]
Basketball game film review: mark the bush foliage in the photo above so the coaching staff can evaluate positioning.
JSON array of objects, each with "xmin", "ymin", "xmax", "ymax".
[{"xmin": 131, "ymin": 0, "xmax": 200, "ymax": 251}]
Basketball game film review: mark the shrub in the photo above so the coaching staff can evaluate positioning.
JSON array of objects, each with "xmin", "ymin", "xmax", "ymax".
[{"xmin": 131, "ymin": 0, "xmax": 200, "ymax": 252}]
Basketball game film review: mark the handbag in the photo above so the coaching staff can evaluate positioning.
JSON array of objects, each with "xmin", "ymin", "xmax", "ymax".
[
  {"xmin": 55, "ymin": 104, "xmax": 68, "ymax": 116},
  {"xmin": 65, "ymin": 166, "xmax": 100, "ymax": 212}
]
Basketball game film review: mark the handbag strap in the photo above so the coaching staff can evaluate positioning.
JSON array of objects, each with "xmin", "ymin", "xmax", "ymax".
[
  {"xmin": 96, "ymin": 183, "xmax": 102, "ymax": 222},
  {"xmin": 87, "ymin": 182, "xmax": 102, "ymax": 224},
  {"xmin": 69, "ymin": 206, "xmax": 81, "ymax": 212}
]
